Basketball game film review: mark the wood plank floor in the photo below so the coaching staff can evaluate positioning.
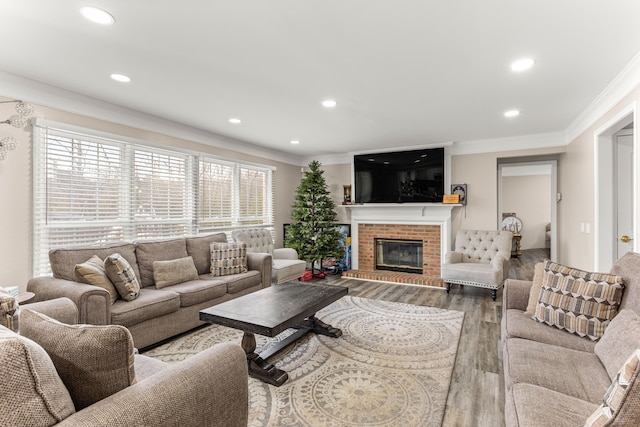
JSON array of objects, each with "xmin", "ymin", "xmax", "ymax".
[{"xmin": 322, "ymin": 248, "xmax": 549, "ymax": 427}]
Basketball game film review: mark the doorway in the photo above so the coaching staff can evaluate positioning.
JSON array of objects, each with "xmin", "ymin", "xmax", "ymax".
[
  {"xmin": 595, "ymin": 105, "xmax": 637, "ymax": 271},
  {"xmin": 497, "ymin": 161, "xmax": 558, "ymax": 261}
]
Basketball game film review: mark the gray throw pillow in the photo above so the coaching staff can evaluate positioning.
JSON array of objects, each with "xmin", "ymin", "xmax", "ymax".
[
  {"xmin": 104, "ymin": 253, "xmax": 140, "ymax": 301},
  {"xmin": 153, "ymin": 256, "xmax": 199, "ymax": 288}
]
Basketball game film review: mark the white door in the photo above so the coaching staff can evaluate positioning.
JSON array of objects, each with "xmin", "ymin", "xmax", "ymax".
[{"xmin": 616, "ymin": 131, "xmax": 633, "ymax": 258}]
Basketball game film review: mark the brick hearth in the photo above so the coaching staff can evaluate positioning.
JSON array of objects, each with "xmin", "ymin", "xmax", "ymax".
[{"xmin": 342, "ymin": 223, "xmax": 445, "ymax": 288}]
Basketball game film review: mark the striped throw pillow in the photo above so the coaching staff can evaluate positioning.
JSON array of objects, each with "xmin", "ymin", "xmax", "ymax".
[
  {"xmin": 210, "ymin": 242, "xmax": 248, "ymax": 277},
  {"xmin": 584, "ymin": 349, "xmax": 640, "ymax": 426},
  {"xmin": 534, "ymin": 260, "xmax": 624, "ymax": 341}
]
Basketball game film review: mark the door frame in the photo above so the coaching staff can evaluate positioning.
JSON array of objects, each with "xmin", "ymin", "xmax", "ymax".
[
  {"xmin": 497, "ymin": 160, "xmax": 558, "ymax": 261},
  {"xmin": 594, "ymin": 102, "xmax": 638, "ymax": 271}
]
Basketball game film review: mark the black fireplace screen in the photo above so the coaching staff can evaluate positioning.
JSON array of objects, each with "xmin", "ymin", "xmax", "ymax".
[{"xmin": 375, "ymin": 238, "xmax": 423, "ymax": 274}]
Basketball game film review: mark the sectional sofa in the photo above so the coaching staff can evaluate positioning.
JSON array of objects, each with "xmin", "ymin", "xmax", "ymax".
[
  {"xmin": 27, "ymin": 233, "xmax": 272, "ymax": 349},
  {"xmin": 502, "ymin": 252, "xmax": 640, "ymax": 426}
]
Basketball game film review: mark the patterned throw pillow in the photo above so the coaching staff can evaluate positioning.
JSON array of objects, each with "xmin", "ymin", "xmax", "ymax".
[
  {"xmin": 584, "ymin": 349, "xmax": 640, "ymax": 426},
  {"xmin": 19, "ymin": 309, "xmax": 136, "ymax": 411},
  {"xmin": 534, "ymin": 260, "xmax": 624, "ymax": 341},
  {"xmin": 104, "ymin": 253, "xmax": 140, "ymax": 301},
  {"xmin": 74, "ymin": 255, "xmax": 119, "ymax": 304},
  {"xmin": 210, "ymin": 242, "xmax": 248, "ymax": 277},
  {"xmin": 153, "ymin": 256, "xmax": 199, "ymax": 288}
]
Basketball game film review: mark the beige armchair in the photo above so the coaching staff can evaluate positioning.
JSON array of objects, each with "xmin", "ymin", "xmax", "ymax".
[
  {"xmin": 232, "ymin": 228, "xmax": 306, "ymax": 284},
  {"xmin": 441, "ymin": 229, "xmax": 513, "ymax": 300},
  {"xmin": 2, "ymin": 298, "xmax": 249, "ymax": 426}
]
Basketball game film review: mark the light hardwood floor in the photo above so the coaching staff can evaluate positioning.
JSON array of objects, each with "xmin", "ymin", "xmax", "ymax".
[{"xmin": 323, "ymin": 248, "xmax": 548, "ymax": 427}]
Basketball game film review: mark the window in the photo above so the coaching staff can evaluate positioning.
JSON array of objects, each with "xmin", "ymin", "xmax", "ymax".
[{"xmin": 33, "ymin": 120, "xmax": 274, "ymax": 276}]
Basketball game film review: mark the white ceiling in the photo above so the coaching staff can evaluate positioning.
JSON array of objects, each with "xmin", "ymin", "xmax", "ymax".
[{"xmin": 2, "ymin": 1, "xmax": 640, "ymax": 162}]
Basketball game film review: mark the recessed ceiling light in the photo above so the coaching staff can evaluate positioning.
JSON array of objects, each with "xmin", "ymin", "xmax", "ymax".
[
  {"xmin": 110, "ymin": 73, "xmax": 131, "ymax": 83},
  {"xmin": 228, "ymin": 118, "xmax": 241, "ymax": 124},
  {"xmin": 511, "ymin": 58, "xmax": 535, "ymax": 72},
  {"xmin": 322, "ymin": 99, "xmax": 337, "ymax": 108},
  {"xmin": 504, "ymin": 110, "xmax": 520, "ymax": 118},
  {"xmin": 290, "ymin": 140, "xmax": 300, "ymax": 145},
  {"xmin": 80, "ymin": 7, "xmax": 115, "ymax": 25}
]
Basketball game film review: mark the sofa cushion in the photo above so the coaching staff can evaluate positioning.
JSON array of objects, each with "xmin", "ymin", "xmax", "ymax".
[
  {"xmin": 0, "ymin": 326, "xmax": 75, "ymax": 426},
  {"xmin": 534, "ymin": 260, "xmax": 625, "ymax": 341},
  {"xmin": 503, "ymin": 338, "xmax": 611, "ymax": 403},
  {"xmin": 525, "ymin": 261, "xmax": 545, "ymax": 315},
  {"xmin": 153, "ymin": 256, "xmax": 199, "ymax": 289},
  {"xmin": 186, "ymin": 233, "xmax": 228, "ymax": 274},
  {"xmin": 20, "ymin": 310, "xmax": 136, "ymax": 411},
  {"xmin": 217, "ymin": 270, "xmax": 262, "ymax": 294},
  {"xmin": 110, "ymin": 288, "xmax": 181, "ymax": 327},
  {"xmin": 74, "ymin": 255, "xmax": 119, "ymax": 304},
  {"xmin": 49, "ymin": 242, "xmax": 139, "ymax": 283},
  {"xmin": 505, "ymin": 383, "xmax": 597, "ymax": 427},
  {"xmin": 210, "ymin": 242, "xmax": 248, "ymax": 277},
  {"xmin": 157, "ymin": 279, "xmax": 227, "ymax": 307},
  {"xmin": 441, "ymin": 262, "xmax": 502, "ymax": 287},
  {"xmin": 136, "ymin": 238, "xmax": 189, "ymax": 287},
  {"xmin": 272, "ymin": 258, "xmax": 306, "ymax": 284},
  {"xmin": 585, "ymin": 349, "xmax": 640, "ymax": 427},
  {"xmin": 504, "ymin": 309, "xmax": 596, "ymax": 352},
  {"xmin": 105, "ymin": 253, "xmax": 141, "ymax": 301},
  {"xmin": 595, "ymin": 310, "xmax": 640, "ymax": 379}
]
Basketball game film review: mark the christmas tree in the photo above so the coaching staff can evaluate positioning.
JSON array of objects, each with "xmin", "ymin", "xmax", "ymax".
[{"xmin": 285, "ymin": 160, "xmax": 344, "ymax": 274}]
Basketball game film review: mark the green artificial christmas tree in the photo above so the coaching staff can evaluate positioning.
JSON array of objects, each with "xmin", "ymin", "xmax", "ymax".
[{"xmin": 285, "ymin": 160, "xmax": 344, "ymax": 274}]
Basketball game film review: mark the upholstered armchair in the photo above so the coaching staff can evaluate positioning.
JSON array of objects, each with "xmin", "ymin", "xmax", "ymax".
[
  {"xmin": 232, "ymin": 229, "xmax": 307, "ymax": 284},
  {"xmin": 441, "ymin": 229, "xmax": 513, "ymax": 300}
]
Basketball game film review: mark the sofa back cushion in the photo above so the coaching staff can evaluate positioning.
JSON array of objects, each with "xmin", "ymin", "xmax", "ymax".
[
  {"xmin": 453, "ymin": 230, "xmax": 512, "ymax": 263},
  {"xmin": 20, "ymin": 309, "xmax": 136, "ymax": 410},
  {"xmin": 231, "ymin": 229, "xmax": 274, "ymax": 255},
  {"xmin": 0, "ymin": 326, "xmax": 75, "ymax": 425},
  {"xmin": 135, "ymin": 238, "xmax": 188, "ymax": 287},
  {"xmin": 49, "ymin": 242, "xmax": 139, "ymax": 283},
  {"xmin": 595, "ymin": 310, "xmax": 640, "ymax": 380},
  {"xmin": 611, "ymin": 251, "xmax": 640, "ymax": 313},
  {"xmin": 186, "ymin": 233, "xmax": 228, "ymax": 274}
]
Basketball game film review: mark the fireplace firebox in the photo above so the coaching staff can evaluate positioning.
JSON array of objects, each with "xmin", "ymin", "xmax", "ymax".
[{"xmin": 375, "ymin": 238, "xmax": 423, "ymax": 274}]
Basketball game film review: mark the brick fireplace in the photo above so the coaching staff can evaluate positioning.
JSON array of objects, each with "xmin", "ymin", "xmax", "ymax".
[{"xmin": 342, "ymin": 203, "xmax": 455, "ymax": 286}]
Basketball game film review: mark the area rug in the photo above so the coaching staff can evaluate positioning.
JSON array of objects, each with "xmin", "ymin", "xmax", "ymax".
[{"xmin": 143, "ymin": 296, "xmax": 464, "ymax": 427}]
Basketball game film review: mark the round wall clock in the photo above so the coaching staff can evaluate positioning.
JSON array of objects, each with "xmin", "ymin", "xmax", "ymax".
[
  {"xmin": 451, "ymin": 184, "xmax": 467, "ymax": 205},
  {"xmin": 501, "ymin": 215, "xmax": 523, "ymax": 234}
]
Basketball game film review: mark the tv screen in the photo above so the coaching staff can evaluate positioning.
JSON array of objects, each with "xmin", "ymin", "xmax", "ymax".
[{"xmin": 354, "ymin": 148, "xmax": 444, "ymax": 203}]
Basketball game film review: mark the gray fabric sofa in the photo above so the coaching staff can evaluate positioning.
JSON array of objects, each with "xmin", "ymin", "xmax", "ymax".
[
  {"xmin": 501, "ymin": 252, "xmax": 640, "ymax": 426},
  {"xmin": 2, "ymin": 297, "xmax": 248, "ymax": 427},
  {"xmin": 27, "ymin": 233, "xmax": 272, "ymax": 349}
]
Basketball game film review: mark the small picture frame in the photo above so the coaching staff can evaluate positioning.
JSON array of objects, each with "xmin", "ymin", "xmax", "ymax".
[
  {"xmin": 343, "ymin": 185, "xmax": 352, "ymax": 203},
  {"xmin": 451, "ymin": 184, "xmax": 467, "ymax": 205}
]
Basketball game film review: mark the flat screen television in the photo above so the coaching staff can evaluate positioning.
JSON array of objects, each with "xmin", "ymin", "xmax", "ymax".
[{"xmin": 354, "ymin": 147, "xmax": 444, "ymax": 203}]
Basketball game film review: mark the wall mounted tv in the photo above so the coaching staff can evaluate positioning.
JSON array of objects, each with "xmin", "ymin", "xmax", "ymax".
[{"xmin": 354, "ymin": 147, "xmax": 444, "ymax": 203}]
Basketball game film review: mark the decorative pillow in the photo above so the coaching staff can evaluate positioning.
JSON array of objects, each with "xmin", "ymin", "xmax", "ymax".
[
  {"xmin": 74, "ymin": 255, "xmax": 119, "ymax": 304},
  {"xmin": 525, "ymin": 261, "xmax": 545, "ymax": 315},
  {"xmin": 153, "ymin": 256, "xmax": 199, "ymax": 288},
  {"xmin": 584, "ymin": 349, "xmax": 640, "ymax": 426},
  {"xmin": 104, "ymin": 253, "xmax": 140, "ymax": 301},
  {"xmin": 534, "ymin": 260, "xmax": 625, "ymax": 341},
  {"xmin": 210, "ymin": 242, "xmax": 248, "ymax": 277},
  {"xmin": 19, "ymin": 309, "xmax": 136, "ymax": 411},
  {"xmin": 0, "ymin": 326, "xmax": 75, "ymax": 425}
]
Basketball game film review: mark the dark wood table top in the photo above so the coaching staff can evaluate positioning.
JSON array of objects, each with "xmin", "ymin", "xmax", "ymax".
[{"xmin": 200, "ymin": 282, "xmax": 348, "ymax": 337}]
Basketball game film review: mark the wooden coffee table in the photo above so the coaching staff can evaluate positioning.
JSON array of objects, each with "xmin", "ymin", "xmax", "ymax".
[{"xmin": 199, "ymin": 282, "xmax": 348, "ymax": 386}]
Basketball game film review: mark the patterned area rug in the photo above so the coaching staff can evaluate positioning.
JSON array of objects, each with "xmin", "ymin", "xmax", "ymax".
[{"xmin": 144, "ymin": 296, "xmax": 464, "ymax": 427}]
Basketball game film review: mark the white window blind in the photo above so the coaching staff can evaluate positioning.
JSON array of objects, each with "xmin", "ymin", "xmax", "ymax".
[{"xmin": 33, "ymin": 120, "xmax": 274, "ymax": 276}]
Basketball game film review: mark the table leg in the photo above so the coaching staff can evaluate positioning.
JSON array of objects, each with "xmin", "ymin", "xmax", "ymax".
[
  {"xmin": 307, "ymin": 315, "xmax": 342, "ymax": 338},
  {"xmin": 242, "ymin": 331, "xmax": 288, "ymax": 386}
]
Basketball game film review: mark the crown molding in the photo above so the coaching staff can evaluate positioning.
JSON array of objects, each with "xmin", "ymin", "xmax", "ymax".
[
  {"xmin": 451, "ymin": 132, "xmax": 567, "ymax": 156},
  {"xmin": 0, "ymin": 70, "xmax": 303, "ymax": 166},
  {"xmin": 565, "ymin": 50, "xmax": 640, "ymax": 143}
]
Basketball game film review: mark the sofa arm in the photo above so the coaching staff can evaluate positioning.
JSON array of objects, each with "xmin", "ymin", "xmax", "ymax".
[
  {"xmin": 246, "ymin": 252, "xmax": 272, "ymax": 289},
  {"xmin": 58, "ymin": 342, "xmax": 249, "ymax": 427},
  {"xmin": 503, "ymin": 279, "xmax": 532, "ymax": 311},
  {"xmin": 273, "ymin": 247, "xmax": 298, "ymax": 260},
  {"xmin": 22, "ymin": 297, "xmax": 79, "ymax": 325},
  {"xmin": 445, "ymin": 252, "xmax": 462, "ymax": 264},
  {"xmin": 27, "ymin": 277, "xmax": 110, "ymax": 325}
]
